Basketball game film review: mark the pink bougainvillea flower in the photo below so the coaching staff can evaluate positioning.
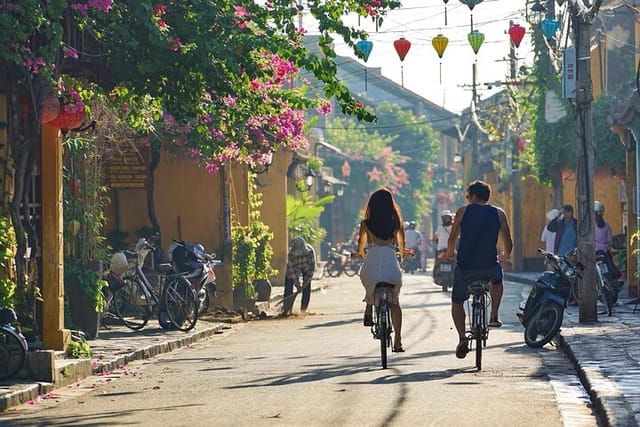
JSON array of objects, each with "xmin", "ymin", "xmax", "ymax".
[
  {"xmin": 171, "ymin": 38, "xmax": 183, "ymax": 52},
  {"xmin": 234, "ymin": 5, "xmax": 248, "ymax": 16},
  {"xmin": 153, "ymin": 3, "xmax": 167, "ymax": 16},
  {"xmin": 315, "ymin": 101, "xmax": 332, "ymax": 116},
  {"xmin": 64, "ymin": 48, "xmax": 79, "ymax": 59},
  {"xmin": 205, "ymin": 162, "xmax": 220, "ymax": 175}
]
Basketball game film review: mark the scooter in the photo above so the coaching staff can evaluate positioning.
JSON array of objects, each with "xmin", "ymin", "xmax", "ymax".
[
  {"xmin": 595, "ymin": 249, "xmax": 624, "ymax": 316},
  {"xmin": 168, "ymin": 239, "xmax": 221, "ymax": 315},
  {"xmin": 433, "ymin": 252, "xmax": 454, "ymax": 292},
  {"xmin": 517, "ymin": 248, "xmax": 584, "ymax": 348}
]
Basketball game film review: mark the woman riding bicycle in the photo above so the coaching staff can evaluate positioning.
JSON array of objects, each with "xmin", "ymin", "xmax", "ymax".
[{"xmin": 352, "ymin": 188, "xmax": 407, "ymax": 353}]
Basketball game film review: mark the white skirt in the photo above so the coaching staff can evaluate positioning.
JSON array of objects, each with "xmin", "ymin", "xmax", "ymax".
[{"xmin": 359, "ymin": 245, "xmax": 402, "ymax": 305}]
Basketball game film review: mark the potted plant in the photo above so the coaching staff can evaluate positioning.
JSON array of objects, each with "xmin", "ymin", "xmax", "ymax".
[{"xmin": 231, "ymin": 173, "xmax": 278, "ymax": 308}]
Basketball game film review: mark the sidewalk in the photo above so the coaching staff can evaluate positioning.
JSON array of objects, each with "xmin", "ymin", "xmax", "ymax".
[
  {"xmin": 505, "ymin": 272, "xmax": 640, "ymax": 426},
  {"xmin": 0, "ymin": 314, "xmax": 236, "ymax": 412}
]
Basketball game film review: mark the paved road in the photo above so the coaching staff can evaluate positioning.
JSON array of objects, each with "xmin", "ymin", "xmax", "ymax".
[{"xmin": 2, "ymin": 273, "xmax": 598, "ymax": 426}]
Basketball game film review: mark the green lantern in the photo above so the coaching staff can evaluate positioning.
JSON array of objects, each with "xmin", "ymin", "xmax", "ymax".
[
  {"xmin": 467, "ymin": 30, "xmax": 484, "ymax": 54},
  {"xmin": 459, "ymin": 0, "xmax": 483, "ymax": 11}
]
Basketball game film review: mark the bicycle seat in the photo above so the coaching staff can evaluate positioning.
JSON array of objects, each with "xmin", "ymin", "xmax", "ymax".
[
  {"xmin": 123, "ymin": 249, "xmax": 138, "ymax": 259},
  {"xmin": 157, "ymin": 263, "xmax": 174, "ymax": 274},
  {"xmin": 374, "ymin": 282, "xmax": 396, "ymax": 290},
  {"xmin": 467, "ymin": 280, "xmax": 489, "ymax": 294}
]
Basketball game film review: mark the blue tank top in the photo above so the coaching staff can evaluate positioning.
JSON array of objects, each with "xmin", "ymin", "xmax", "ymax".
[{"xmin": 457, "ymin": 204, "xmax": 500, "ymax": 269}]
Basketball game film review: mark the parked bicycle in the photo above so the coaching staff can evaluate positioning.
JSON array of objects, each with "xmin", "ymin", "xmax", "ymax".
[
  {"xmin": 465, "ymin": 280, "xmax": 491, "ymax": 371},
  {"xmin": 323, "ymin": 243, "xmax": 361, "ymax": 278},
  {"xmin": 113, "ymin": 235, "xmax": 199, "ymax": 331},
  {"xmin": 0, "ymin": 306, "xmax": 28, "ymax": 380},
  {"xmin": 370, "ymin": 282, "xmax": 396, "ymax": 369}
]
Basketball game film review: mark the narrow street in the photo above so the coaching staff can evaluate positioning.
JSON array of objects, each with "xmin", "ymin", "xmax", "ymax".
[{"xmin": 3, "ymin": 273, "xmax": 598, "ymax": 426}]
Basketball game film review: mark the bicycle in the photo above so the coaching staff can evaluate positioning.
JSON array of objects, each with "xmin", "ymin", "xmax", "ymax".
[
  {"xmin": 371, "ymin": 282, "xmax": 395, "ymax": 369},
  {"xmin": 0, "ymin": 307, "xmax": 28, "ymax": 380},
  {"xmin": 114, "ymin": 235, "xmax": 199, "ymax": 332},
  {"xmin": 465, "ymin": 279, "xmax": 491, "ymax": 371},
  {"xmin": 323, "ymin": 245, "xmax": 361, "ymax": 278}
]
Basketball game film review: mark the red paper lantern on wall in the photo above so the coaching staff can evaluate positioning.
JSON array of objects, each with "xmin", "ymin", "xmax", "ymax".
[{"xmin": 508, "ymin": 23, "xmax": 526, "ymax": 48}]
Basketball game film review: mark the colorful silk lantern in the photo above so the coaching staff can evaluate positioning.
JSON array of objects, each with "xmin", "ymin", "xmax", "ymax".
[
  {"xmin": 467, "ymin": 30, "xmax": 484, "ymax": 55},
  {"xmin": 459, "ymin": 0, "xmax": 484, "ymax": 30},
  {"xmin": 356, "ymin": 39, "xmax": 373, "ymax": 62},
  {"xmin": 393, "ymin": 37, "xmax": 412, "ymax": 87},
  {"xmin": 508, "ymin": 23, "xmax": 526, "ymax": 48},
  {"xmin": 541, "ymin": 18, "xmax": 560, "ymax": 39},
  {"xmin": 432, "ymin": 34, "xmax": 449, "ymax": 84},
  {"xmin": 356, "ymin": 39, "xmax": 374, "ymax": 91}
]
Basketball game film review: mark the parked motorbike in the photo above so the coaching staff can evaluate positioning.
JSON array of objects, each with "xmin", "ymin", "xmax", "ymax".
[
  {"xmin": 168, "ymin": 239, "xmax": 221, "ymax": 315},
  {"xmin": 517, "ymin": 248, "xmax": 584, "ymax": 348}
]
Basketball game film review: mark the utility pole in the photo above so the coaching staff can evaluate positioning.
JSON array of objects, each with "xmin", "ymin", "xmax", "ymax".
[
  {"xmin": 570, "ymin": 0, "xmax": 603, "ymax": 322},
  {"xmin": 471, "ymin": 62, "xmax": 480, "ymax": 180}
]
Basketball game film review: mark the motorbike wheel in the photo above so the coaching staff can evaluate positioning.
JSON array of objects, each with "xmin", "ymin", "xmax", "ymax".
[
  {"xmin": 197, "ymin": 284, "xmax": 214, "ymax": 316},
  {"xmin": 524, "ymin": 302, "xmax": 564, "ymax": 348}
]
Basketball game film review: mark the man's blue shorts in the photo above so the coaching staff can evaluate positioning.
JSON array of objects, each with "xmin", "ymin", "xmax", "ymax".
[{"xmin": 451, "ymin": 263, "xmax": 503, "ymax": 303}]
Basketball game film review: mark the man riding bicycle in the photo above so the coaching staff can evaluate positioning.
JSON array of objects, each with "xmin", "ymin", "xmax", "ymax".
[{"xmin": 446, "ymin": 180, "xmax": 513, "ymax": 359}]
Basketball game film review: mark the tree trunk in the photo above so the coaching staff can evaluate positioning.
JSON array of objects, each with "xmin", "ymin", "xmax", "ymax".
[{"xmin": 146, "ymin": 148, "xmax": 163, "ymax": 260}]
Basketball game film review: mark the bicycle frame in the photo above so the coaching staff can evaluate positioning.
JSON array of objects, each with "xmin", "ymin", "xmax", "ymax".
[
  {"xmin": 466, "ymin": 281, "xmax": 490, "ymax": 371},
  {"xmin": 373, "ymin": 283, "xmax": 394, "ymax": 369}
]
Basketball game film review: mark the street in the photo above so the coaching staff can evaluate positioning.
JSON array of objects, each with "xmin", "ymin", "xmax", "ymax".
[{"xmin": 2, "ymin": 273, "xmax": 598, "ymax": 426}]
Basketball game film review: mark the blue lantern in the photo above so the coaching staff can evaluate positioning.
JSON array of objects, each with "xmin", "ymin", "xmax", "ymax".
[
  {"xmin": 356, "ymin": 39, "xmax": 374, "ymax": 62},
  {"xmin": 541, "ymin": 18, "xmax": 560, "ymax": 39}
]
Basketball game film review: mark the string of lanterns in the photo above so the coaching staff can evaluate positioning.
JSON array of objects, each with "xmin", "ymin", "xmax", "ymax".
[{"xmin": 353, "ymin": 0, "xmax": 541, "ymax": 88}]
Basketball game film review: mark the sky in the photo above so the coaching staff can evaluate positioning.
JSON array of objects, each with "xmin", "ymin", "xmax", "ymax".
[{"xmin": 302, "ymin": 0, "xmax": 535, "ymax": 114}]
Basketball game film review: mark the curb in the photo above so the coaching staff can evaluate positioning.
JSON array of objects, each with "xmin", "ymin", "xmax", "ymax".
[
  {"xmin": 92, "ymin": 322, "xmax": 227, "ymax": 374},
  {"xmin": 0, "ymin": 322, "xmax": 227, "ymax": 413}
]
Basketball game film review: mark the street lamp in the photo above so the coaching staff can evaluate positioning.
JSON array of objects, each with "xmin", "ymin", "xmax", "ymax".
[
  {"xmin": 453, "ymin": 153, "xmax": 463, "ymax": 164},
  {"xmin": 305, "ymin": 169, "xmax": 315, "ymax": 191},
  {"xmin": 528, "ymin": 0, "xmax": 546, "ymax": 26},
  {"xmin": 336, "ymin": 186, "xmax": 344, "ymax": 197}
]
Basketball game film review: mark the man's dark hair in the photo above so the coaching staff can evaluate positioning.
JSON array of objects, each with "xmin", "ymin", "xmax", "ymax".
[
  {"xmin": 467, "ymin": 180, "xmax": 491, "ymax": 202},
  {"xmin": 563, "ymin": 204, "xmax": 574, "ymax": 213}
]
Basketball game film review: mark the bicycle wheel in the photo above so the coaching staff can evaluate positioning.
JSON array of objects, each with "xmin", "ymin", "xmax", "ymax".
[
  {"xmin": 343, "ymin": 258, "xmax": 360, "ymax": 277},
  {"xmin": 474, "ymin": 301, "xmax": 483, "ymax": 371},
  {"xmin": 326, "ymin": 260, "xmax": 340, "ymax": 278},
  {"xmin": 114, "ymin": 276, "xmax": 152, "ymax": 330},
  {"xmin": 0, "ymin": 328, "xmax": 26, "ymax": 380},
  {"xmin": 379, "ymin": 305, "xmax": 388, "ymax": 369},
  {"xmin": 596, "ymin": 272, "xmax": 613, "ymax": 316},
  {"xmin": 165, "ymin": 275, "xmax": 199, "ymax": 331}
]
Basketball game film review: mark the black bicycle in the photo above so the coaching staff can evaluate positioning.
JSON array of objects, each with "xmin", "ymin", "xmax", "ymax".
[
  {"xmin": 114, "ymin": 236, "xmax": 199, "ymax": 332},
  {"xmin": 466, "ymin": 280, "xmax": 490, "ymax": 371},
  {"xmin": 372, "ymin": 282, "xmax": 395, "ymax": 369},
  {"xmin": 0, "ymin": 307, "xmax": 27, "ymax": 380}
]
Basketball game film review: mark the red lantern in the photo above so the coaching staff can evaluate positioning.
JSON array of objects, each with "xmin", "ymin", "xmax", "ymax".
[
  {"xmin": 508, "ymin": 23, "xmax": 526, "ymax": 48},
  {"xmin": 393, "ymin": 37, "xmax": 411, "ymax": 61},
  {"xmin": 393, "ymin": 37, "xmax": 412, "ymax": 87},
  {"xmin": 40, "ymin": 94, "xmax": 61, "ymax": 123}
]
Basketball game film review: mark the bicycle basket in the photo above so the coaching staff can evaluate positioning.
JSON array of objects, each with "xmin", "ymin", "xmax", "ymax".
[{"xmin": 0, "ymin": 308, "xmax": 17, "ymax": 324}]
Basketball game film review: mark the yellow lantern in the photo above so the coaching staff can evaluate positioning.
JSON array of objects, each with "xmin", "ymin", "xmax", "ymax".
[{"xmin": 431, "ymin": 34, "xmax": 449, "ymax": 83}]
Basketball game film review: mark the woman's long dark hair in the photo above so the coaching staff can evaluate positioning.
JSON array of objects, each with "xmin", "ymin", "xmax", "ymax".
[{"xmin": 364, "ymin": 188, "xmax": 402, "ymax": 239}]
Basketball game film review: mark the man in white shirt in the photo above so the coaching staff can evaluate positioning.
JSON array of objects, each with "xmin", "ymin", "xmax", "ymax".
[
  {"xmin": 541, "ymin": 209, "xmax": 558, "ymax": 253},
  {"xmin": 432, "ymin": 211, "xmax": 453, "ymax": 283}
]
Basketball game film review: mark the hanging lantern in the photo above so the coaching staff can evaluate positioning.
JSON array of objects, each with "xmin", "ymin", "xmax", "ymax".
[
  {"xmin": 393, "ymin": 37, "xmax": 411, "ymax": 61},
  {"xmin": 356, "ymin": 39, "xmax": 373, "ymax": 62},
  {"xmin": 459, "ymin": 0, "xmax": 483, "ymax": 30},
  {"xmin": 459, "ymin": 0, "xmax": 483, "ymax": 10},
  {"xmin": 442, "ymin": 0, "xmax": 450, "ymax": 26},
  {"xmin": 467, "ymin": 30, "xmax": 484, "ymax": 55},
  {"xmin": 508, "ymin": 23, "xmax": 526, "ymax": 48},
  {"xmin": 432, "ymin": 34, "xmax": 449, "ymax": 84},
  {"xmin": 341, "ymin": 160, "xmax": 351, "ymax": 178},
  {"xmin": 356, "ymin": 39, "xmax": 374, "ymax": 91},
  {"xmin": 541, "ymin": 18, "xmax": 560, "ymax": 39},
  {"xmin": 528, "ymin": 0, "xmax": 545, "ymax": 26},
  {"xmin": 393, "ymin": 37, "xmax": 412, "ymax": 87},
  {"xmin": 40, "ymin": 94, "xmax": 61, "ymax": 123}
]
